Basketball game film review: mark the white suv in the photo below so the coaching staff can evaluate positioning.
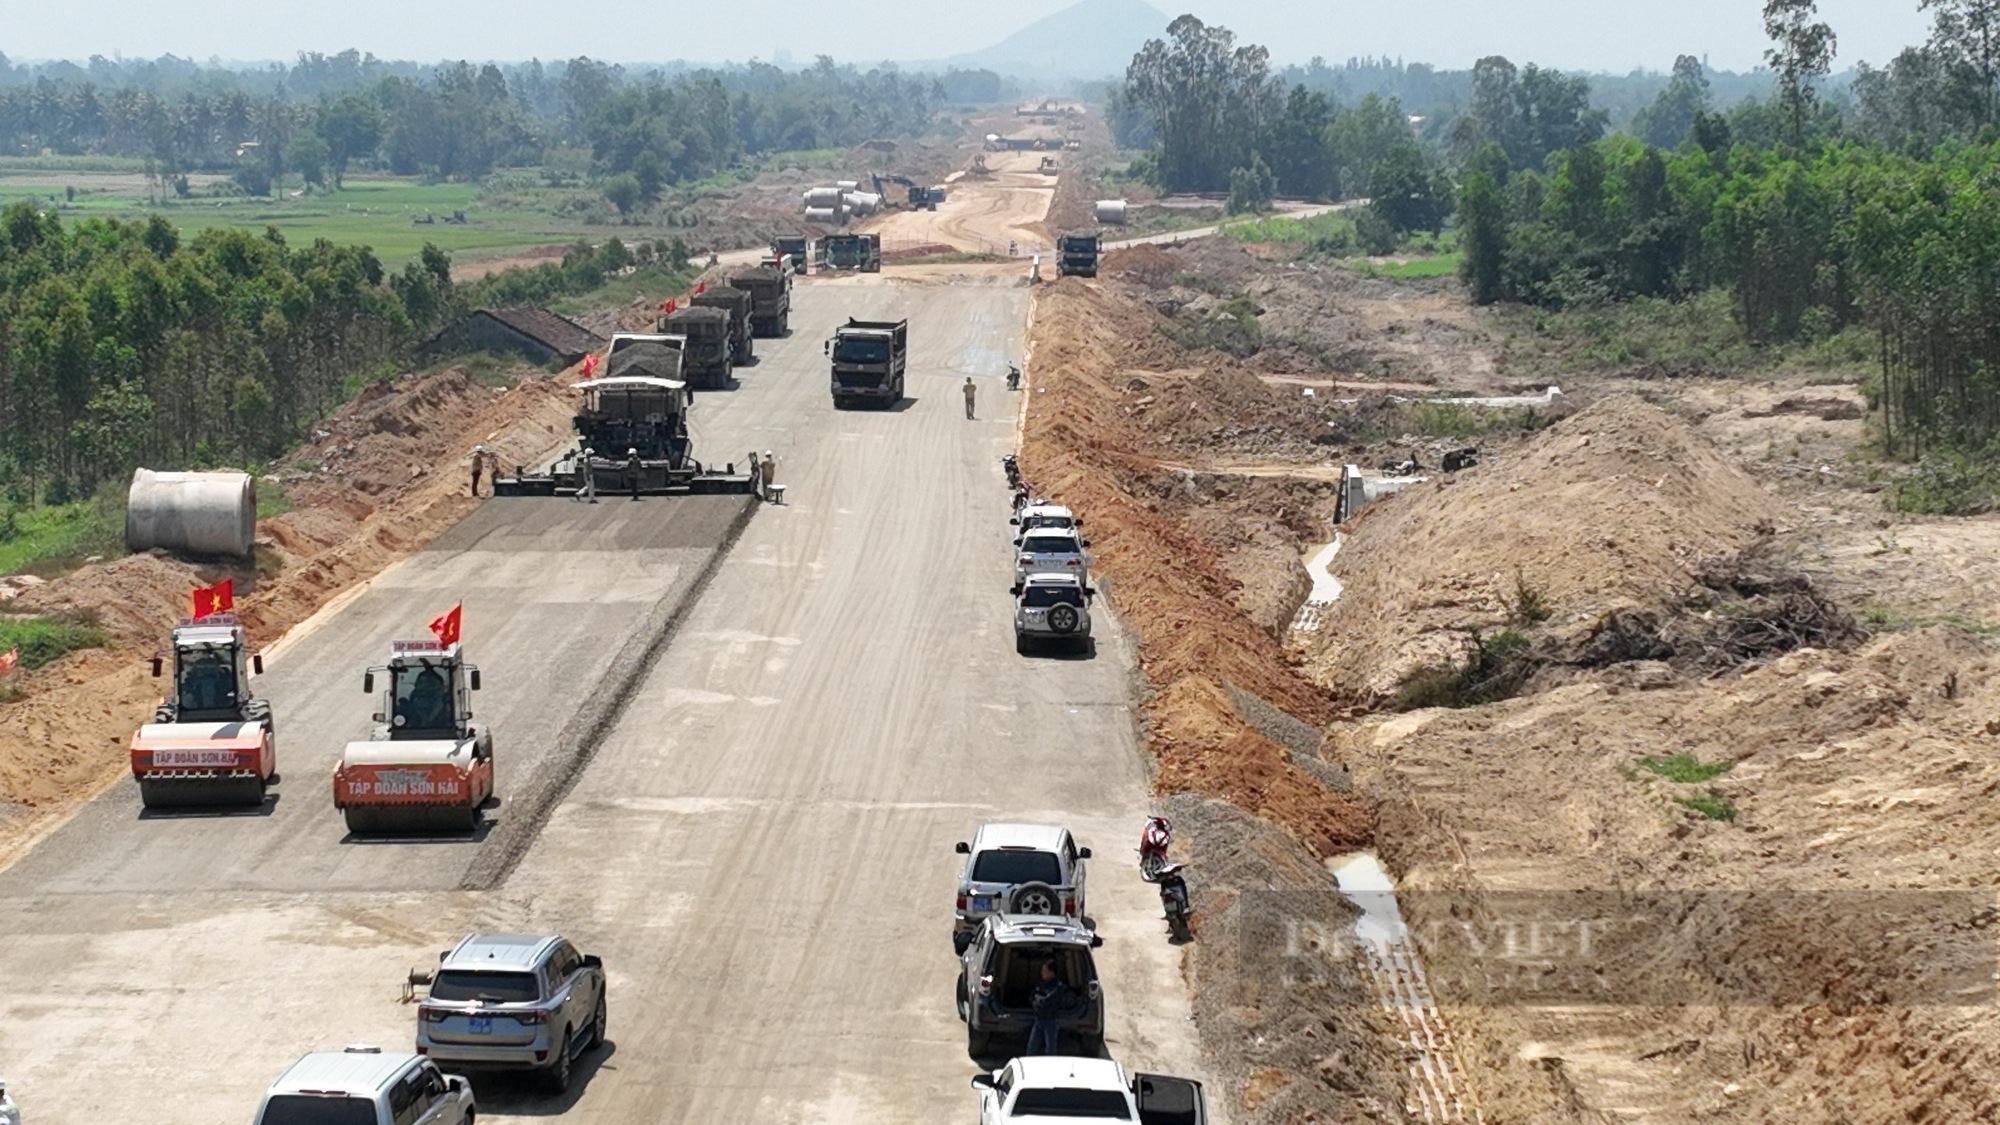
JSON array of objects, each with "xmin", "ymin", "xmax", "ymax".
[
  {"xmin": 952, "ymin": 823, "xmax": 1091, "ymax": 953},
  {"xmin": 1012, "ymin": 503, "xmax": 1080, "ymax": 538},
  {"xmin": 252, "ymin": 1046, "xmax": 472, "ymax": 1125},
  {"xmin": 1014, "ymin": 573, "xmax": 1093, "ymax": 654},
  {"xmin": 0, "ymin": 1076, "xmax": 17, "ymax": 1125},
  {"xmin": 416, "ymin": 933, "xmax": 608, "ymax": 1094},
  {"xmin": 1013, "ymin": 528, "xmax": 1089, "ymax": 587}
]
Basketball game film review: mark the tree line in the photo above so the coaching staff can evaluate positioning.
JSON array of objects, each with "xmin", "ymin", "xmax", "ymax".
[
  {"xmin": 0, "ymin": 200, "xmax": 679, "ymax": 504},
  {"xmin": 1113, "ymin": 5, "xmax": 2000, "ymax": 488},
  {"xmin": 0, "ymin": 52, "xmax": 983, "ymax": 194}
]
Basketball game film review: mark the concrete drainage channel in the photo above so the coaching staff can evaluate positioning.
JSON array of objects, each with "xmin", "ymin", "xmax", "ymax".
[
  {"xmin": 1288, "ymin": 534, "xmax": 1344, "ymax": 634},
  {"xmin": 1330, "ymin": 853, "xmax": 1485, "ymax": 1125}
]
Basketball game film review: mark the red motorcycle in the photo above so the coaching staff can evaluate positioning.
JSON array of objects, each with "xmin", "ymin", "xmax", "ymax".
[{"xmin": 1138, "ymin": 816, "xmax": 1172, "ymax": 882}]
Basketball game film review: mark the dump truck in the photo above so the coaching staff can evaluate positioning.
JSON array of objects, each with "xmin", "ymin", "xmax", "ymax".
[
  {"xmin": 491, "ymin": 364, "xmax": 756, "ymax": 497},
  {"xmin": 909, "ymin": 185, "xmax": 946, "ymax": 210},
  {"xmin": 817, "ymin": 233, "xmax": 881, "ymax": 273},
  {"xmin": 773, "ymin": 237, "xmax": 810, "ymax": 274},
  {"xmin": 335, "ymin": 640, "xmax": 492, "ymax": 833},
  {"xmin": 658, "ymin": 306, "xmax": 735, "ymax": 388},
  {"xmin": 692, "ymin": 287, "xmax": 755, "ymax": 365},
  {"xmin": 1057, "ymin": 233, "xmax": 1100, "ymax": 278},
  {"xmin": 130, "ymin": 614, "xmax": 277, "ymax": 808},
  {"xmin": 827, "ymin": 317, "xmax": 908, "ymax": 407},
  {"xmin": 727, "ymin": 265, "xmax": 793, "ymax": 337}
]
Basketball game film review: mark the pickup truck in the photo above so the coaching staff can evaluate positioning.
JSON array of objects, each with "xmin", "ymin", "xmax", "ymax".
[{"xmin": 972, "ymin": 1057, "xmax": 1206, "ymax": 1125}]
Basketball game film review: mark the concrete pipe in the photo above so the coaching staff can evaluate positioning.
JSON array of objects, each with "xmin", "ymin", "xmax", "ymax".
[
  {"xmin": 803, "ymin": 187, "xmax": 844, "ymax": 208},
  {"xmin": 843, "ymin": 192, "xmax": 881, "ymax": 216},
  {"xmin": 125, "ymin": 469, "xmax": 257, "ymax": 559},
  {"xmin": 803, "ymin": 206, "xmax": 842, "ymax": 225},
  {"xmin": 834, "ymin": 180, "xmax": 859, "ymax": 191},
  {"xmin": 1094, "ymin": 199, "xmax": 1129, "ymax": 225}
]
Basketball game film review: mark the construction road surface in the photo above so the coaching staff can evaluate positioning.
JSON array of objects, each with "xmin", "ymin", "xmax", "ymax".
[{"xmin": 0, "ymin": 268, "xmax": 1217, "ymax": 1124}]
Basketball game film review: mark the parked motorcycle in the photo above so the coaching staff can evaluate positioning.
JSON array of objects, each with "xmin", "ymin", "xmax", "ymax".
[
  {"xmin": 1137, "ymin": 815, "xmax": 1172, "ymax": 882},
  {"xmin": 1155, "ymin": 862, "xmax": 1193, "ymax": 942},
  {"xmin": 1002, "ymin": 453, "xmax": 1021, "ymax": 489}
]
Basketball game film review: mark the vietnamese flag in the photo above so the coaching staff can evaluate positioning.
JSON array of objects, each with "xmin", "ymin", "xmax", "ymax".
[
  {"xmin": 580, "ymin": 352, "xmax": 599, "ymax": 379},
  {"xmin": 661, "ymin": 298, "xmax": 677, "ymax": 314},
  {"xmin": 694, "ymin": 280, "xmax": 706, "ymax": 294},
  {"xmin": 429, "ymin": 603, "xmax": 462, "ymax": 647},
  {"xmin": 192, "ymin": 578, "xmax": 234, "ymax": 619},
  {"xmin": 0, "ymin": 647, "xmax": 16, "ymax": 676}
]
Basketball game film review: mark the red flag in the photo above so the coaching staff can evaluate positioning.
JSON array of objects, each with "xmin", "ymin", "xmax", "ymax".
[
  {"xmin": 694, "ymin": 280, "xmax": 706, "ymax": 294},
  {"xmin": 580, "ymin": 352, "xmax": 599, "ymax": 379},
  {"xmin": 192, "ymin": 579, "xmax": 234, "ymax": 619},
  {"xmin": 0, "ymin": 647, "xmax": 16, "ymax": 677},
  {"xmin": 429, "ymin": 603, "xmax": 462, "ymax": 647},
  {"xmin": 661, "ymin": 298, "xmax": 677, "ymax": 314}
]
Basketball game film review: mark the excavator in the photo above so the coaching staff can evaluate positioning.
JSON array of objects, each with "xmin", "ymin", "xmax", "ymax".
[
  {"xmin": 129, "ymin": 614, "xmax": 277, "ymax": 808},
  {"xmin": 334, "ymin": 640, "xmax": 492, "ymax": 833},
  {"xmin": 873, "ymin": 173, "xmax": 945, "ymax": 211}
]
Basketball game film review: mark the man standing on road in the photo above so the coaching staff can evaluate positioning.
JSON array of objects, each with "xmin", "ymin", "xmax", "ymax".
[
  {"xmin": 470, "ymin": 445, "xmax": 488, "ymax": 497},
  {"xmin": 963, "ymin": 376, "xmax": 978, "ymax": 420},
  {"xmin": 626, "ymin": 447, "xmax": 643, "ymax": 500},
  {"xmin": 575, "ymin": 447, "xmax": 598, "ymax": 503},
  {"xmin": 1027, "ymin": 961, "xmax": 1069, "ymax": 1055}
]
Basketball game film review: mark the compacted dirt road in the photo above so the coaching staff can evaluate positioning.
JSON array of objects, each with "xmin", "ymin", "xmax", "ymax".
[{"xmin": 0, "ymin": 269, "xmax": 1212, "ymax": 1123}]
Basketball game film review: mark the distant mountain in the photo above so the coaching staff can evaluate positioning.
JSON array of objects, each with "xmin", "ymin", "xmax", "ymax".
[{"xmin": 943, "ymin": 0, "xmax": 1172, "ymax": 82}]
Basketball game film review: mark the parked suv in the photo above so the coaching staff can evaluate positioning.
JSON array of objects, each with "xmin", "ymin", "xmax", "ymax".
[
  {"xmin": 1014, "ymin": 573, "xmax": 1093, "ymax": 654},
  {"xmin": 252, "ymin": 1045, "xmax": 473, "ymax": 1125},
  {"xmin": 1013, "ymin": 528, "xmax": 1089, "ymax": 587},
  {"xmin": 953, "ymin": 823, "xmax": 1090, "ymax": 952},
  {"xmin": 956, "ymin": 914, "xmax": 1106, "ymax": 1057},
  {"xmin": 0, "ymin": 1076, "xmax": 17, "ymax": 1125},
  {"xmin": 416, "ymin": 933, "xmax": 607, "ymax": 1093},
  {"xmin": 1012, "ymin": 503, "xmax": 1081, "ymax": 539}
]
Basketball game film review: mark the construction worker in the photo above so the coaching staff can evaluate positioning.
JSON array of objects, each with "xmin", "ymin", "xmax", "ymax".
[
  {"xmin": 963, "ymin": 377, "xmax": 978, "ymax": 420},
  {"xmin": 470, "ymin": 445, "xmax": 488, "ymax": 497},
  {"xmin": 760, "ymin": 450, "xmax": 777, "ymax": 501},
  {"xmin": 575, "ymin": 447, "xmax": 598, "ymax": 503},
  {"xmin": 626, "ymin": 447, "xmax": 643, "ymax": 500}
]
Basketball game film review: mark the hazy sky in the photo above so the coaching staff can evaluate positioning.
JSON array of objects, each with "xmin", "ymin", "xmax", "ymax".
[{"xmin": 5, "ymin": 0, "xmax": 1933, "ymax": 75}]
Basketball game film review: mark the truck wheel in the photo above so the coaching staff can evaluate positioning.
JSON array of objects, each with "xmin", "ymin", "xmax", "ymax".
[
  {"xmin": 1015, "ymin": 634, "xmax": 1031, "ymax": 655},
  {"xmin": 542, "ymin": 1029, "xmax": 573, "ymax": 1094}
]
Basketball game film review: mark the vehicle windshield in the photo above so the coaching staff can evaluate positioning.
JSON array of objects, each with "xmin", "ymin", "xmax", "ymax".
[
  {"xmin": 833, "ymin": 338, "xmax": 891, "ymax": 365},
  {"xmin": 429, "ymin": 969, "xmax": 541, "ymax": 1004},
  {"xmin": 256, "ymin": 1094, "xmax": 379, "ymax": 1125},
  {"xmin": 1023, "ymin": 586, "xmax": 1083, "ymax": 609},
  {"xmin": 1021, "ymin": 536, "xmax": 1081, "ymax": 555},
  {"xmin": 1011, "ymin": 1089, "xmax": 1132, "ymax": 1118},
  {"xmin": 176, "ymin": 647, "xmax": 238, "ymax": 712},
  {"xmin": 391, "ymin": 663, "xmax": 454, "ymax": 732},
  {"xmin": 971, "ymin": 849, "xmax": 1062, "ymax": 885},
  {"xmin": 1022, "ymin": 514, "xmax": 1074, "ymax": 531}
]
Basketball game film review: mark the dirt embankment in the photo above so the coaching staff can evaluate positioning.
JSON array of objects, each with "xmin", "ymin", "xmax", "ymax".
[
  {"xmin": 0, "ymin": 365, "xmax": 576, "ymax": 857},
  {"xmin": 1024, "ymin": 272, "xmax": 1395, "ymax": 1123},
  {"xmin": 1024, "ymin": 275, "xmax": 1371, "ymax": 853},
  {"xmin": 1309, "ymin": 395, "xmax": 1789, "ymax": 704}
]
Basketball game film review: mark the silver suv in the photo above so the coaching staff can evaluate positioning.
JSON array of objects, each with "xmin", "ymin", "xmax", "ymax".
[
  {"xmin": 1012, "ymin": 528, "xmax": 1089, "ymax": 587},
  {"xmin": 416, "ymin": 933, "xmax": 607, "ymax": 1093},
  {"xmin": 1014, "ymin": 573, "xmax": 1093, "ymax": 654},
  {"xmin": 252, "ymin": 1046, "xmax": 472, "ymax": 1125},
  {"xmin": 952, "ymin": 823, "xmax": 1091, "ymax": 953}
]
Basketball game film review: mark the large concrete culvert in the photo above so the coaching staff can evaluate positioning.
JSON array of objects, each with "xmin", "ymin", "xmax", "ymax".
[{"xmin": 124, "ymin": 469, "xmax": 257, "ymax": 559}]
